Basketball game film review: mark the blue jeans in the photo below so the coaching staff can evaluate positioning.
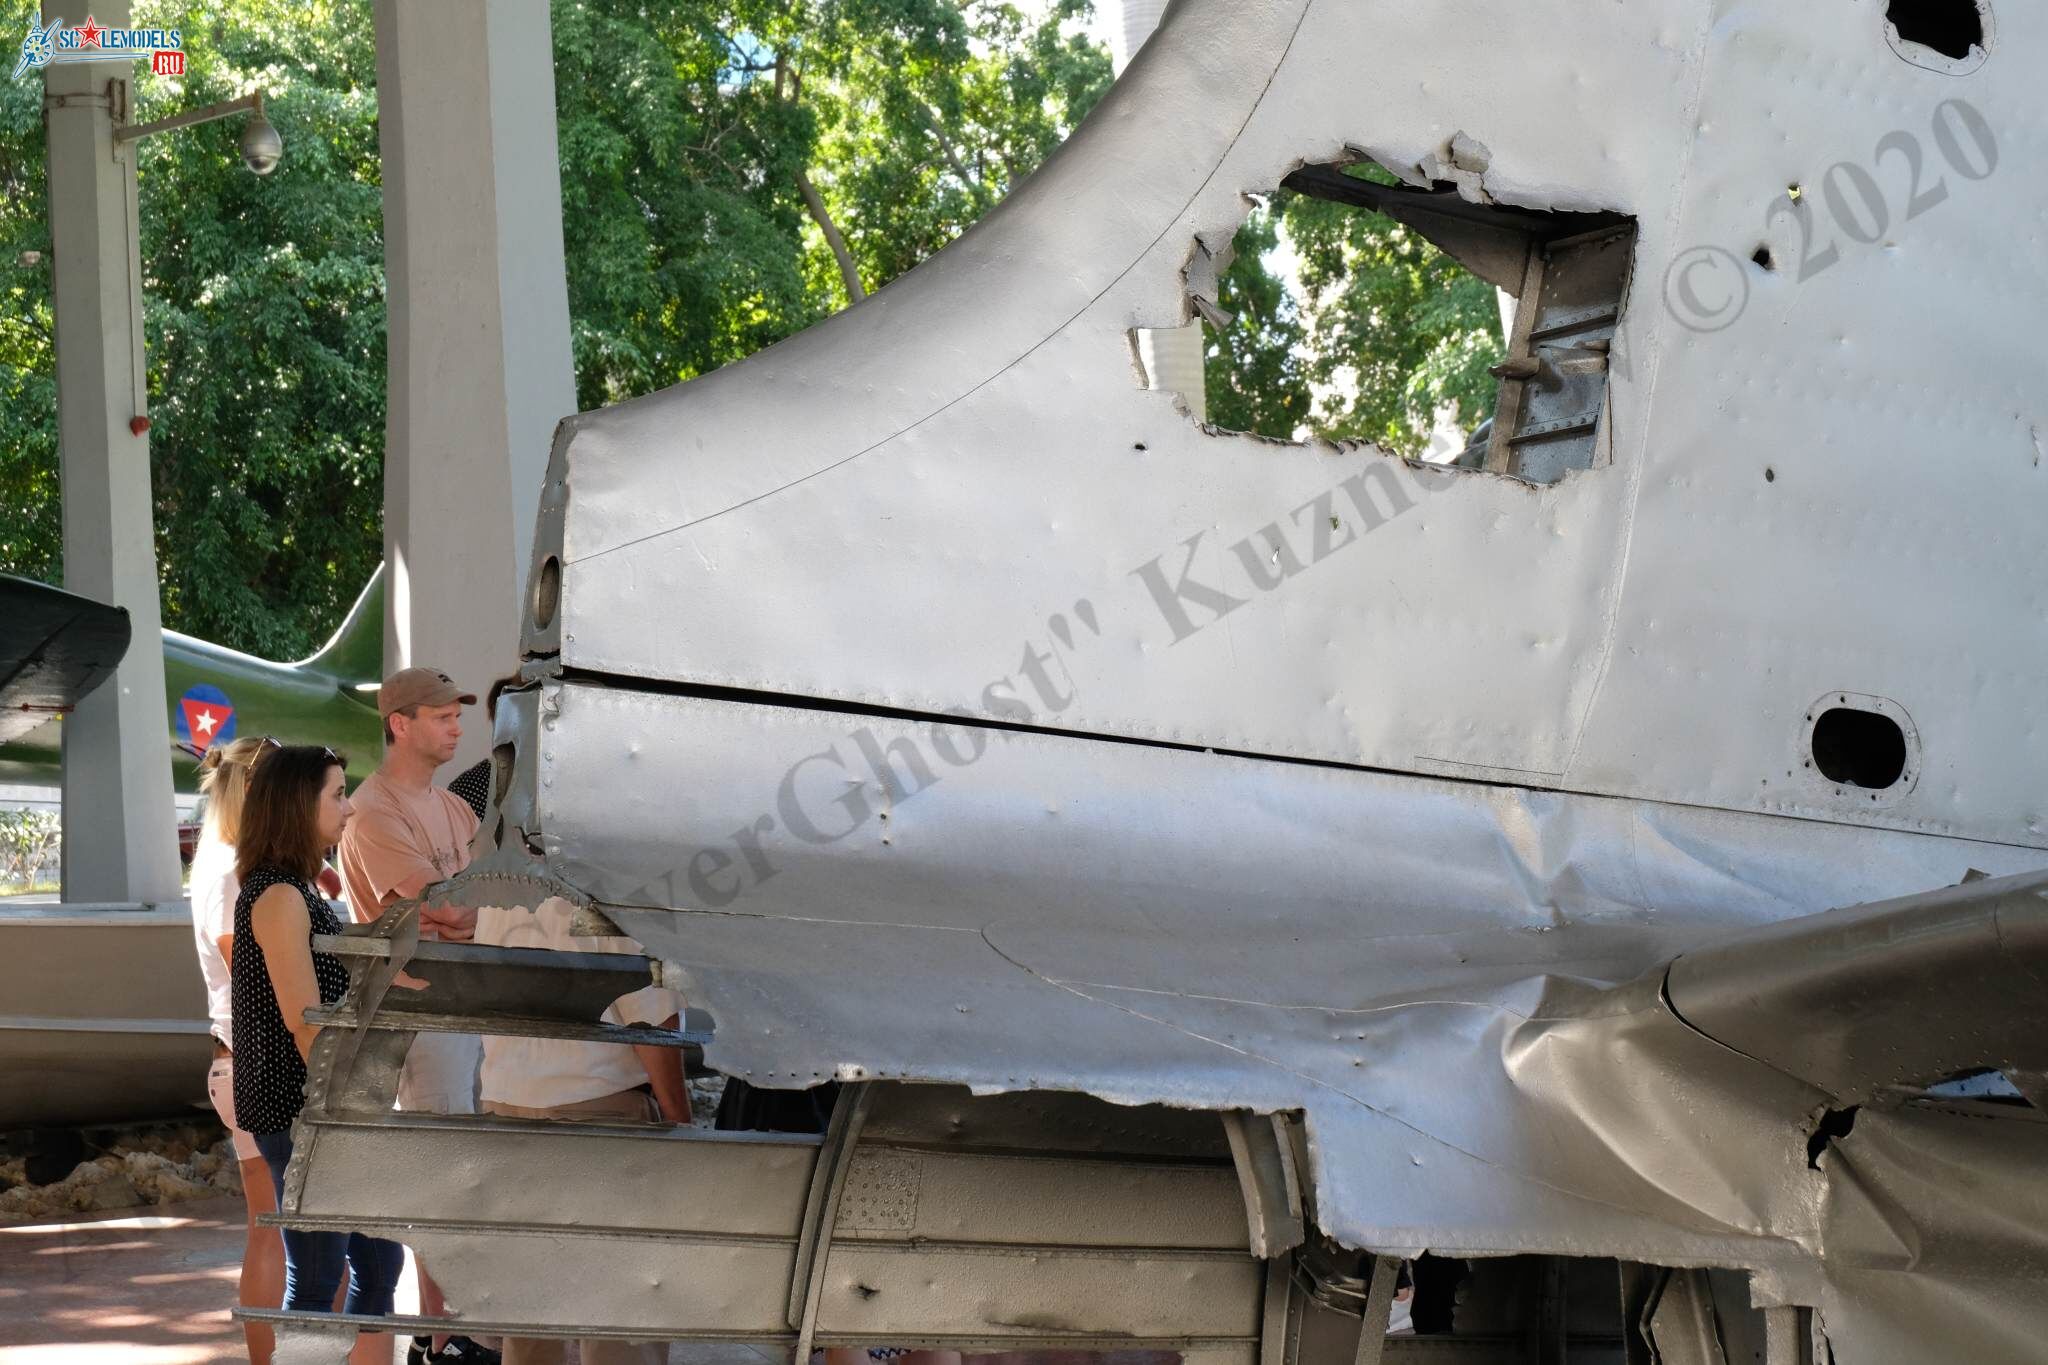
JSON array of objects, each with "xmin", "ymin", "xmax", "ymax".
[{"xmin": 253, "ymin": 1129, "xmax": 405, "ymax": 1315}]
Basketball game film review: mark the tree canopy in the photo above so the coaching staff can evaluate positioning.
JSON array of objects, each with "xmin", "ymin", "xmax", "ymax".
[
  {"xmin": 1204, "ymin": 171, "xmax": 1506, "ymax": 456},
  {"xmin": 0, "ymin": 0, "xmax": 1110, "ymax": 656},
  {"xmin": 546, "ymin": 0, "xmax": 1113, "ymax": 409},
  {"xmin": 2, "ymin": 0, "xmax": 385, "ymax": 659}
]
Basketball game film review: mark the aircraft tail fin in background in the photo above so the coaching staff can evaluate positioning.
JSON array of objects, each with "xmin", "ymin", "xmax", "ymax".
[{"xmin": 297, "ymin": 563, "xmax": 384, "ymax": 687}]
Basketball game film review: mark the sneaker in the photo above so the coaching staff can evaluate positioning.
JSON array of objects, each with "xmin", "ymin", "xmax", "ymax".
[
  {"xmin": 427, "ymin": 1339, "xmax": 503, "ymax": 1365},
  {"xmin": 406, "ymin": 1339, "xmax": 432, "ymax": 1365}
]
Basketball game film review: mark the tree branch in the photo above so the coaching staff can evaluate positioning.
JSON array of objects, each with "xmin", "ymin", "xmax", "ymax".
[
  {"xmin": 918, "ymin": 102, "xmax": 985, "ymax": 202},
  {"xmin": 797, "ymin": 169, "xmax": 865, "ymax": 304},
  {"xmin": 778, "ymin": 49, "xmax": 861, "ymax": 304}
]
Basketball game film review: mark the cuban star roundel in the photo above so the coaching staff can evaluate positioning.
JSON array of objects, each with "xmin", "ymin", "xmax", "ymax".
[{"xmin": 176, "ymin": 684, "xmax": 236, "ymax": 755}]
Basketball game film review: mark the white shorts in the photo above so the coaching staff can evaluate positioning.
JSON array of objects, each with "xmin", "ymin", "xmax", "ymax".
[
  {"xmin": 205, "ymin": 1055, "xmax": 262, "ymax": 1162},
  {"xmin": 396, "ymin": 1031, "xmax": 482, "ymax": 1114}
]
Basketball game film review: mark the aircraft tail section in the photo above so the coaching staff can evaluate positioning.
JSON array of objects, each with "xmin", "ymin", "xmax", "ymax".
[{"xmin": 298, "ymin": 563, "xmax": 384, "ymax": 686}]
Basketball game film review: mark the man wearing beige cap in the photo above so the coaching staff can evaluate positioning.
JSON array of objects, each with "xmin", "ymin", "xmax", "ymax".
[
  {"xmin": 339, "ymin": 667, "xmax": 480, "ymax": 933},
  {"xmin": 338, "ymin": 668, "xmax": 498, "ymax": 1365}
]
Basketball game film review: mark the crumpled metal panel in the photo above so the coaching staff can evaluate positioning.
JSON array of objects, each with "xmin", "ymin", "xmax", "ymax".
[
  {"xmin": 1806, "ymin": 1105, "xmax": 2048, "ymax": 1365},
  {"xmin": 447, "ymin": 678, "xmax": 2048, "ymax": 1359},
  {"xmin": 521, "ymin": 0, "xmax": 2048, "ymax": 848}
]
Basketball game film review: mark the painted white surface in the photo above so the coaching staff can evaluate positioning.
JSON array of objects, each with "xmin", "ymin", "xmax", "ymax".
[
  {"xmin": 525, "ymin": 0, "xmax": 2048, "ymax": 850},
  {"xmin": 376, "ymin": 0, "xmax": 577, "ymax": 769},
  {"xmin": 42, "ymin": 0, "xmax": 183, "ymax": 903}
]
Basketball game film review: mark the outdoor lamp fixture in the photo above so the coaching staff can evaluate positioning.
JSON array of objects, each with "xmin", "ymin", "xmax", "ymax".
[{"xmin": 114, "ymin": 89, "xmax": 281, "ymax": 175}]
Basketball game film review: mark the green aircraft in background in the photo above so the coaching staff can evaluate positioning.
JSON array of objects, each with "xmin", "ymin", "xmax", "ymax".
[{"xmin": 0, "ymin": 566, "xmax": 386, "ymax": 793}]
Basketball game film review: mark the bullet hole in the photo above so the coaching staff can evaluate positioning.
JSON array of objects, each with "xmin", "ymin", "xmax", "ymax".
[
  {"xmin": 1811, "ymin": 707, "xmax": 1909, "ymax": 789},
  {"xmin": 1787, "ymin": 184, "xmax": 1804, "ymax": 201},
  {"xmin": 1886, "ymin": 0, "xmax": 1986, "ymax": 61},
  {"xmin": 1807, "ymin": 1105, "xmax": 1859, "ymax": 1168},
  {"xmin": 1764, "ymin": 467, "xmax": 1776, "ymax": 482},
  {"xmin": 1752, "ymin": 245, "xmax": 1775, "ymax": 271},
  {"xmin": 1133, "ymin": 442, "xmax": 1148, "ymax": 451}
]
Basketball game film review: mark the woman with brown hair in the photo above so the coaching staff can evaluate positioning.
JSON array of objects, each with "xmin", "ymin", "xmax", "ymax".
[
  {"xmin": 188, "ymin": 735, "xmax": 286, "ymax": 1363},
  {"xmin": 231, "ymin": 744, "xmax": 402, "ymax": 1364}
]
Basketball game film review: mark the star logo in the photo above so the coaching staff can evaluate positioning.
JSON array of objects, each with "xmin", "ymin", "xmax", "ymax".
[
  {"xmin": 178, "ymin": 688, "xmax": 236, "ymax": 755},
  {"xmin": 75, "ymin": 15, "xmax": 101, "ymax": 48}
]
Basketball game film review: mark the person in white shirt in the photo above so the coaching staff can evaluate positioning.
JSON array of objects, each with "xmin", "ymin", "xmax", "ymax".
[
  {"xmin": 189, "ymin": 735, "xmax": 285, "ymax": 1365},
  {"xmin": 477, "ymin": 897, "xmax": 689, "ymax": 1365}
]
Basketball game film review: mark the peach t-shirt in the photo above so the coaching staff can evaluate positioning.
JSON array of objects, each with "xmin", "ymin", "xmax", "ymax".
[{"xmin": 337, "ymin": 769, "xmax": 479, "ymax": 922}]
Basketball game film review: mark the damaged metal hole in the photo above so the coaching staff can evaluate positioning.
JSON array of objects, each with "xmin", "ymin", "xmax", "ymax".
[
  {"xmin": 532, "ymin": 554, "xmax": 561, "ymax": 630},
  {"xmin": 1764, "ymin": 467, "xmax": 1776, "ymax": 482},
  {"xmin": 1807, "ymin": 1106, "xmax": 1859, "ymax": 1168},
  {"xmin": 1752, "ymin": 245, "xmax": 1775, "ymax": 271},
  {"xmin": 490, "ymin": 741, "xmax": 515, "ymax": 810},
  {"xmin": 1180, "ymin": 153, "xmax": 1636, "ymax": 485},
  {"xmin": 1886, "ymin": 0, "xmax": 1988, "ymax": 63},
  {"xmin": 1282, "ymin": 157, "xmax": 1635, "ymax": 485},
  {"xmin": 1810, "ymin": 707, "xmax": 1908, "ymax": 790}
]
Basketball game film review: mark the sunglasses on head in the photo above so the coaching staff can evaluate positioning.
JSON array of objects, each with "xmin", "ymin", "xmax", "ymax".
[{"xmin": 260, "ymin": 737, "xmax": 340, "ymax": 763}]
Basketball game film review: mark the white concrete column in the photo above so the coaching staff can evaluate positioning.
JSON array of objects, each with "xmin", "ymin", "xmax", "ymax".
[
  {"xmin": 44, "ymin": 0, "xmax": 182, "ymax": 904},
  {"xmin": 1109, "ymin": 1, "xmax": 1206, "ymax": 422},
  {"xmin": 375, "ymin": 0, "xmax": 577, "ymax": 768}
]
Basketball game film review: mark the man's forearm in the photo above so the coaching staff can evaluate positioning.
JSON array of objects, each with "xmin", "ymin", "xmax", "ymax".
[
  {"xmin": 419, "ymin": 903, "xmax": 476, "ymax": 940},
  {"xmin": 633, "ymin": 1014, "xmax": 691, "ymax": 1123}
]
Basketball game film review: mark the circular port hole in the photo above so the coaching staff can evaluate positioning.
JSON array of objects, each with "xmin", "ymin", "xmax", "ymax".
[{"xmin": 1810, "ymin": 706, "xmax": 1909, "ymax": 789}]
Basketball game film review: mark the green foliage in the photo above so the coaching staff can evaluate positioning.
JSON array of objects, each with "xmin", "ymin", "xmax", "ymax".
[
  {"xmin": 0, "ymin": 808, "xmax": 61, "ymax": 891},
  {"xmin": 0, "ymin": 0, "xmax": 386, "ymax": 659},
  {"xmin": 1203, "ymin": 206, "xmax": 1311, "ymax": 441},
  {"xmin": 0, "ymin": 1, "xmax": 1112, "ymax": 658},
  {"xmin": 134, "ymin": 0, "xmax": 387, "ymax": 659},
  {"xmin": 552, "ymin": 0, "xmax": 820, "ymax": 406},
  {"xmin": 808, "ymin": 0, "xmax": 1113, "ymax": 288},
  {"xmin": 0, "ymin": 9, "xmax": 60, "ymax": 585},
  {"xmin": 1203, "ymin": 167, "xmax": 1506, "ymax": 457},
  {"xmin": 552, "ymin": 0, "xmax": 1113, "ymax": 411}
]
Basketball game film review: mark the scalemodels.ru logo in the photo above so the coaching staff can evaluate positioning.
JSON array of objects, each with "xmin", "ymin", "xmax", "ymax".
[{"xmin": 13, "ymin": 15, "xmax": 185, "ymax": 80}]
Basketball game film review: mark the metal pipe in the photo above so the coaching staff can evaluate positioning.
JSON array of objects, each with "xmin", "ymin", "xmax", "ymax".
[{"xmin": 113, "ymin": 90, "xmax": 261, "ymax": 143}]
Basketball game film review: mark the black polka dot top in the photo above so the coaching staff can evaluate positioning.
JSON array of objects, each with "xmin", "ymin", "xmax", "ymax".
[
  {"xmin": 229, "ymin": 865, "xmax": 350, "ymax": 1135},
  {"xmin": 447, "ymin": 757, "xmax": 492, "ymax": 821}
]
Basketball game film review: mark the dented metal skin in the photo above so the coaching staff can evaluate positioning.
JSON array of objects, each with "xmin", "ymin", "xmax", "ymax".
[{"xmin": 286, "ymin": 2, "xmax": 2048, "ymax": 1363}]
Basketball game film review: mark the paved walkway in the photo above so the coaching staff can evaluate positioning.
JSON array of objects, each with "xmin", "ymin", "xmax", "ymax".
[
  {"xmin": 0, "ymin": 1197, "xmax": 255, "ymax": 1364},
  {"xmin": 0, "ymin": 1196, "xmax": 789, "ymax": 1364}
]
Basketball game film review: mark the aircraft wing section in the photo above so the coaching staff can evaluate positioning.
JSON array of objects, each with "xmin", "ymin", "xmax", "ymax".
[
  {"xmin": 0, "ymin": 575, "xmax": 132, "ymax": 744},
  {"xmin": 1666, "ymin": 868, "xmax": 2048, "ymax": 1110}
]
